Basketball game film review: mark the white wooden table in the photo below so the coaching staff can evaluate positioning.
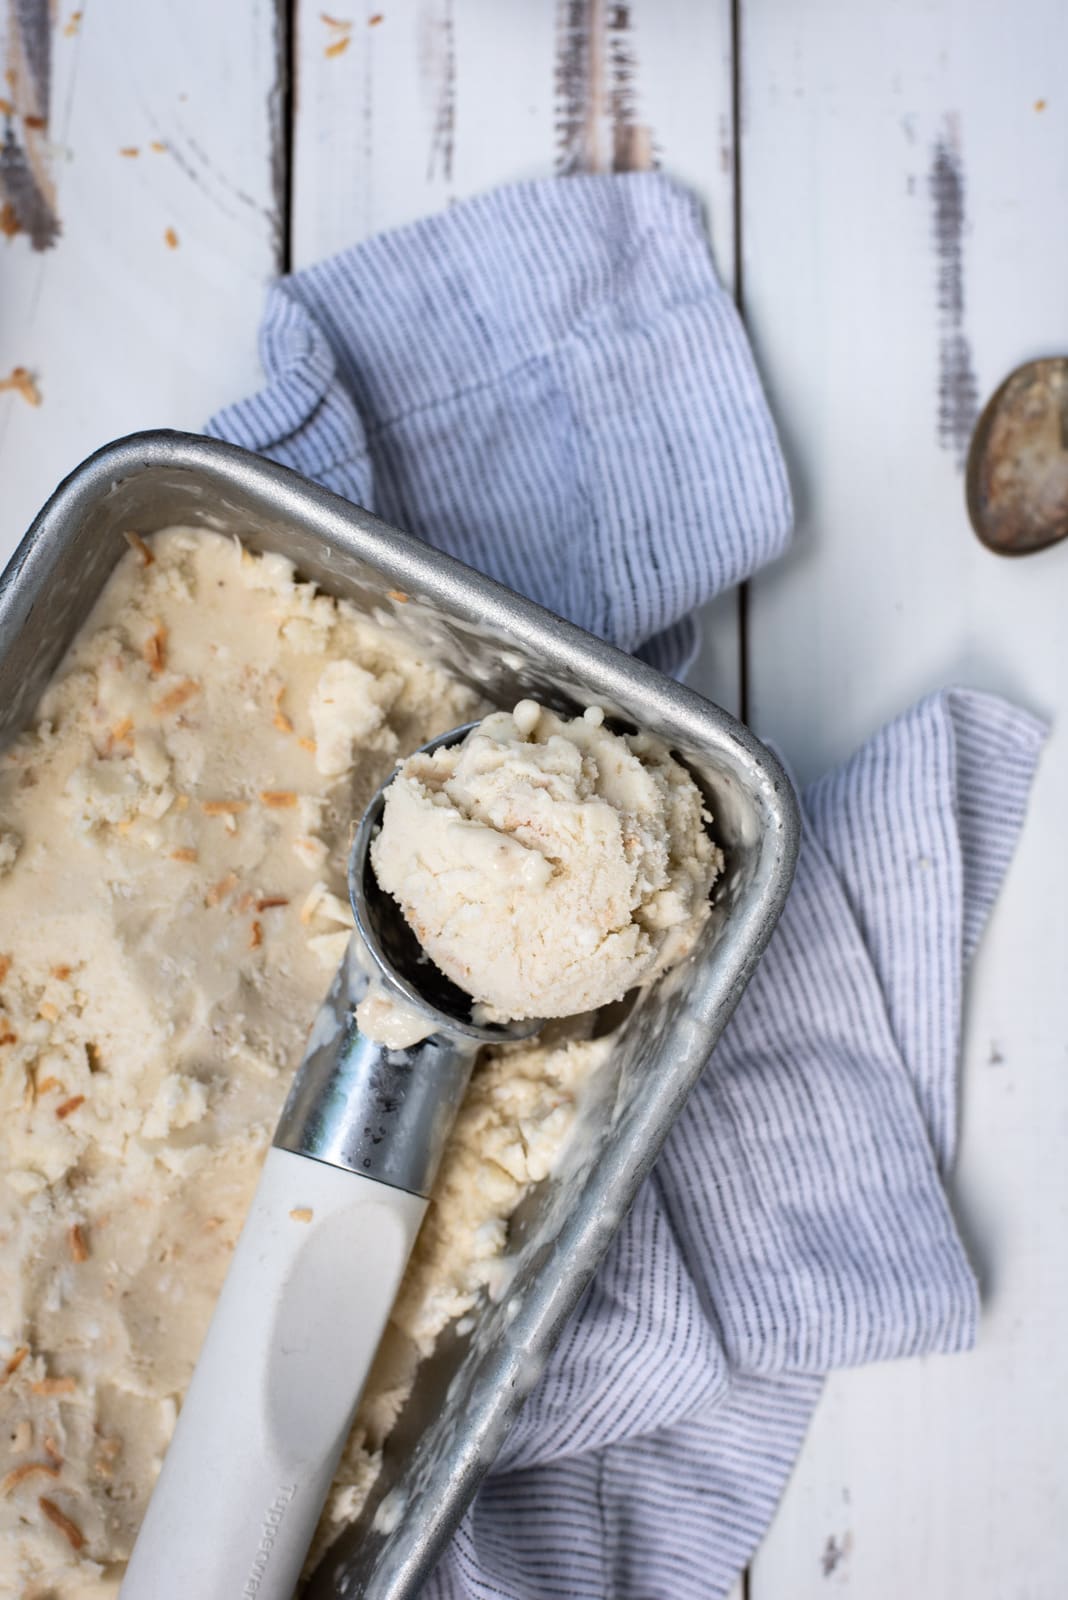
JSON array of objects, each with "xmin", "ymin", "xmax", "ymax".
[{"xmin": 2, "ymin": 3, "xmax": 1066, "ymax": 1595}]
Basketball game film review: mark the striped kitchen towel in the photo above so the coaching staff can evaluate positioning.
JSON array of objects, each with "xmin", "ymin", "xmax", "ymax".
[{"xmin": 209, "ymin": 172, "xmax": 1047, "ymax": 1600}]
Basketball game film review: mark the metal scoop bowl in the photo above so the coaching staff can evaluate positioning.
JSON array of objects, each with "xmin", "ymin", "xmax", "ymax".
[{"xmin": 276, "ymin": 720, "xmax": 542, "ymax": 1191}]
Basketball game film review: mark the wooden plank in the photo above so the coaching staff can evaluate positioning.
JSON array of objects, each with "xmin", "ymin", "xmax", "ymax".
[
  {"xmin": 291, "ymin": 1, "xmax": 555, "ymax": 260},
  {"xmin": 291, "ymin": 5, "xmax": 750, "ymax": 1585},
  {"xmin": 742, "ymin": 2, "xmax": 1068, "ymax": 1595},
  {"xmin": 0, "ymin": 0, "xmax": 284, "ymax": 568},
  {"xmin": 291, "ymin": 0, "xmax": 741, "ymax": 709},
  {"xmin": 292, "ymin": 0, "xmax": 736, "ymax": 275}
]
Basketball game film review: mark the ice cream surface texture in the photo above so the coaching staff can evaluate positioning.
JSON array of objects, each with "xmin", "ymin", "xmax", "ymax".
[
  {"xmin": 0, "ymin": 527, "xmax": 493, "ymax": 1595},
  {"xmin": 0, "ymin": 529, "xmax": 717, "ymax": 1595},
  {"xmin": 369, "ymin": 700, "xmax": 722, "ymax": 1022}
]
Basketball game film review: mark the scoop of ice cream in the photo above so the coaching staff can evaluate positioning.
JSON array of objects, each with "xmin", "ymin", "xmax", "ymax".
[{"xmin": 368, "ymin": 701, "xmax": 721, "ymax": 1021}]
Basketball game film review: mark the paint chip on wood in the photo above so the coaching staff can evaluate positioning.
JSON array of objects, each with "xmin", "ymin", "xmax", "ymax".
[
  {"xmin": 928, "ymin": 124, "xmax": 979, "ymax": 467},
  {"xmin": 420, "ymin": 0, "xmax": 456, "ymax": 182},
  {"xmin": 554, "ymin": 0, "xmax": 656, "ymax": 176},
  {"xmin": 821, "ymin": 1531, "xmax": 853, "ymax": 1577},
  {"xmin": 606, "ymin": 2, "xmax": 655, "ymax": 172},
  {"xmin": 289, "ymin": 1206, "xmax": 314, "ymax": 1223},
  {"xmin": 164, "ymin": 226, "xmax": 179, "ymax": 249},
  {"xmin": 0, "ymin": 128, "xmax": 60, "ymax": 249}
]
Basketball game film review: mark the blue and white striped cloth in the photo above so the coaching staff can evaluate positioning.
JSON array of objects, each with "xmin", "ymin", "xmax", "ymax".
[{"xmin": 209, "ymin": 173, "xmax": 1046, "ymax": 1600}]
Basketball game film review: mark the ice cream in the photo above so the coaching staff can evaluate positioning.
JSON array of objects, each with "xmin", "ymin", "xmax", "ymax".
[
  {"xmin": 0, "ymin": 527, "xmax": 484, "ymax": 1594},
  {"xmin": 0, "ymin": 527, "xmax": 720, "ymax": 1595},
  {"xmin": 367, "ymin": 700, "xmax": 722, "ymax": 1024}
]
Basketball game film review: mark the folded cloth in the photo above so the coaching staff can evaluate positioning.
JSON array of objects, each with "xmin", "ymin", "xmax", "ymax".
[
  {"xmin": 208, "ymin": 173, "xmax": 1047, "ymax": 1600},
  {"xmin": 209, "ymin": 173, "xmax": 791, "ymax": 678}
]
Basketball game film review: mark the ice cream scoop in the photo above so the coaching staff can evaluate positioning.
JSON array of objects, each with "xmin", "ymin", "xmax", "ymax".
[
  {"xmin": 369, "ymin": 700, "xmax": 722, "ymax": 1023},
  {"xmin": 121, "ymin": 723, "xmax": 539, "ymax": 1600},
  {"xmin": 124, "ymin": 707, "xmax": 722, "ymax": 1600}
]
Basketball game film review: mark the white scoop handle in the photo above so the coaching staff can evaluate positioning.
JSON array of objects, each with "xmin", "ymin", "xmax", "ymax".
[{"xmin": 120, "ymin": 1146, "xmax": 426, "ymax": 1600}]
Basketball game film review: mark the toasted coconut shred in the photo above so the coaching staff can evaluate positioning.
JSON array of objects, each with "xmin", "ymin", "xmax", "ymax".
[
  {"xmin": 0, "ymin": 366, "xmax": 41, "ymax": 406},
  {"xmin": 0, "ymin": 528, "xmax": 641, "ymax": 1588}
]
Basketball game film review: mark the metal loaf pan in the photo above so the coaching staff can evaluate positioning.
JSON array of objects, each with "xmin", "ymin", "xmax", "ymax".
[{"xmin": 0, "ymin": 432, "xmax": 800, "ymax": 1598}]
